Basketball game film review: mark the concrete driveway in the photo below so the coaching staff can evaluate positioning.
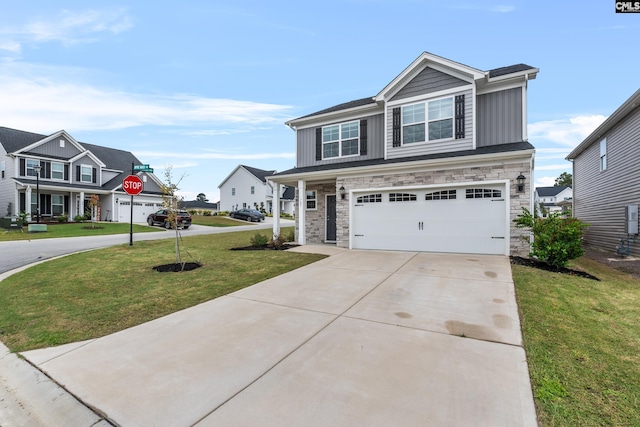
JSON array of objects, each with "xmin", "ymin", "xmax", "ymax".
[{"xmin": 21, "ymin": 248, "xmax": 536, "ymax": 426}]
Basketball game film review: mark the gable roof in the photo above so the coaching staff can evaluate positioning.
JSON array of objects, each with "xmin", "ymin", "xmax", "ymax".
[
  {"xmin": 536, "ymin": 186, "xmax": 571, "ymax": 197},
  {"xmin": 180, "ymin": 200, "xmax": 218, "ymax": 210},
  {"xmin": 242, "ymin": 165, "xmax": 276, "ymax": 183},
  {"xmin": 286, "ymin": 52, "xmax": 538, "ymax": 126},
  {"xmin": 567, "ymin": 88, "xmax": 640, "ymax": 160},
  {"xmin": 0, "ymin": 126, "xmax": 157, "ymax": 192},
  {"xmin": 282, "ymin": 186, "xmax": 295, "ymax": 200}
]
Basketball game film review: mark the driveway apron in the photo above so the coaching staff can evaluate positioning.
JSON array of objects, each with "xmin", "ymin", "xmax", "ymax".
[{"xmin": 21, "ymin": 249, "xmax": 537, "ymax": 427}]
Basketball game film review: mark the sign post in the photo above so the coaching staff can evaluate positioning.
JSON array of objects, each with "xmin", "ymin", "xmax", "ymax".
[{"xmin": 123, "ymin": 173, "xmax": 144, "ymax": 246}]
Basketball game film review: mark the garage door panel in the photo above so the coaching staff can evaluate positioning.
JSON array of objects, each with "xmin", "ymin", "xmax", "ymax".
[{"xmin": 352, "ymin": 185, "xmax": 507, "ymax": 255}]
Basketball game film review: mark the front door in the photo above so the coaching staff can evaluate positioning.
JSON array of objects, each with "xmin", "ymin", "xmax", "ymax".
[{"xmin": 326, "ymin": 194, "xmax": 337, "ymax": 241}]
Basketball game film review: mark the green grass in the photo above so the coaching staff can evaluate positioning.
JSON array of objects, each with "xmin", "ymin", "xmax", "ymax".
[
  {"xmin": 513, "ymin": 257, "xmax": 640, "ymax": 426},
  {"xmin": 0, "ymin": 222, "xmax": 161, "ymax": 241},
  {"xmin": 191, "ymin": 215, "xmax": 249, "ymax": 227},
  {"xmin": 0, "ymin": 228, "xmax": 324, "ymax": 352}
]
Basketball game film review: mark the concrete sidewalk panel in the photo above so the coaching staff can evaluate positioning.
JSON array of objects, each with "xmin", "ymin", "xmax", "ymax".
[
  {"xmin": 345, "ymin": 272, "xmax": 522, "ymax": 345},
  {"xmin": 230, "ymin": 265, "xmax": 392, "ymax": 314},
  {"xmin": 397, "ymin": 253, "xmax": 514, "ymax": 282},
  {"xmin": 1, "ymin": 343, "xmax": 105, "ymax": 427},
  {"xmin": 22, "ymin": 297, "xmax": 335, "ymax": 427},
  {"xmin": 315, "ymin": 249, "xmax": 417, "ymax": 272},
  {"xmin": 197, "ymin": 317, "xmax": 537, "ymax": 427}
]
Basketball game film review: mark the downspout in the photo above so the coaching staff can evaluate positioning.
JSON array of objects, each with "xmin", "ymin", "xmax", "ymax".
[{"xmin": 523, "ymin": 73, "xmax": 529, "ymax": 141}]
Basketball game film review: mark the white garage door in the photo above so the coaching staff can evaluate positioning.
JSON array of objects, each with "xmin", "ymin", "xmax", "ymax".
[
  {"xmin": 119, "ymin": 201, "xmax": 159, "ymax": 223},
  {"xmin": 351, "ymin": 184, "xmax": 507, "ymax": 255}
]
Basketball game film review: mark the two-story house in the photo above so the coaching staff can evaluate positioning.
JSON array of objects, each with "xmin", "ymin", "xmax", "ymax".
[
  {"xmin": 218, "ymin": 164, "xmax": 295, "ymax": 215},
  {"xmin": 269, "ymin": 52, "xmax": 538, "ymax": 256},
  {"xmin": 0, "ymin": 127, "xmax": 164, "ymax": 223},
  {"xmin": 534, "ymin": 186, "xmax": 573, "ymax": 217},
  {"xmin": 567, "ymin": 88, "xmax": 640, "ymax": 255}
]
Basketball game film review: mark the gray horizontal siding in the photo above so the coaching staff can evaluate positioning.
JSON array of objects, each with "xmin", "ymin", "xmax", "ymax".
[
  {"xmin": 28, "ymin": 137, "xmax": 82, "ymax": 158},
  {"xmin": 391, "ymin": 67, "xmax": 467, "ymax": 102},
  {"xmin": 387, "ymin": 88, "xmax": 473, "ymax": 160},
  {"xmin": 573, "ymin": 106, "xmax": 640, "ymax": 256},
  {"xmin": 477, "ymin": 87, "xmax": 523, "ymax": 146},
  {"xmin": 0, "ymin": 146, "xmax": 15, "ymax": 214},
  {"xmin": 296, "ymin": 113, "xmax": 384, "ymax": 168}
]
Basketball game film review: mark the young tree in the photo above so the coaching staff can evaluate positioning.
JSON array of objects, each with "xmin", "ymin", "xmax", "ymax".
[
  {"xmin": 555, "ymin": 172, "xmax": 572, "ymax": 187},
  {"xmin": 161, "ymin": 166, "xmax": 186, "ymax": 265},
  {"xmin": 196, "ymin": 193, "xmax": 208, "ymax": 202},
  {"xmin": 88, "ymin": 194, "xmax": 100, "ymax": 229}
]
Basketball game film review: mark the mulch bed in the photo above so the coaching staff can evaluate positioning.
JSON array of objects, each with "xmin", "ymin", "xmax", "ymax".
[
  {"xmin": 230, "ymin": 244, "xmax": 299, "ymax": 251},
  {"xmin": 153, "ymin": 262, "xmax": 202, "ymax": 272},
  {"xmin": 510, "ymin": 256, "xmax": 600, "ymax": 281}
]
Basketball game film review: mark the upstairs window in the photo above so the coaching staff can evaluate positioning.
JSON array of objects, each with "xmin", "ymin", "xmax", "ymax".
[
  {"xmin": 80, "ymin": 165, "xmax": 93, "ymax": 183},
  {"xmin": 251, "ymin": 186, "xmax": 255, "ymax": 195},
  {"xmin": 322, "ymin": 121, "xmax": 359, "ymax": 159},
  {"xmin": 402, "ymin": 97, "xmax": 454, "ymax": 144},
  {"xmin": 52, "ymin": 162, "xmax": 64, "ymax": 180},
  {"xmin": 232, "ymin": 187, "xmax": 236, "ymax": 196},
  {"xmin": 26, "ymin": 159, "xmax": 40, "ymax": 177},
  {"xmin": 600, "ymin": 139, "xmax": 607, "ymax": 171}
]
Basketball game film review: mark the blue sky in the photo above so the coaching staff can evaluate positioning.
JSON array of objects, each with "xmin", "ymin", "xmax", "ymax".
[{"xmin": 1, "ymin": 1, "xmax": 638, "ymax": 201}]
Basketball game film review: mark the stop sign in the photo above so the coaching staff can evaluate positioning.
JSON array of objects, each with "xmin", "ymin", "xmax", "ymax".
[{"xmin": 122, "ymin": 175, "xmax": 143, "ymax": 195}]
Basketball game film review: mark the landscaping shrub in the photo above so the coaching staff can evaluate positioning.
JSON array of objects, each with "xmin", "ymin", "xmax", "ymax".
[
  {"xmin": 250, "ymin": 232, "xmax": 269, "ymax": 247},
  {"xmin": 514, "ymin": 208, "xmax": 589, "ymax": 269},
  {"xmin": 203, "ymin": 210, "xmax": 212, "ymax": 216},
  {"xmin": 73, "ymin": 215, "xmax": 85, "ymax": 222},
  {"xmin": 283, "ymin": 228, "xmax": 295, "ymax": 242},
  {"xmin": 56, "ymin": 214, "xmax": 69, "ymax": 223}
]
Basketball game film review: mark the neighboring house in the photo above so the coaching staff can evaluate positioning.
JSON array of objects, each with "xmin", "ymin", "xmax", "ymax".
[
  {"xmin": 0, "ymin": 127, "xmax": 164, "ymax": 223},
  {"xmin": 269, "ymin": 52, "xmax": 538, "ymax": 256},
  {"xmin": 567, "ymin": 88, "xmax": 640, "ymax": 255},
  {"xmin": 534, "ymin": 186, "xmax": 573, "ymax": 216},
  {"xmin": 218, "ymin": 165, "xmax": 295, "ymax": 215},
  {"xmin": 180, "ymin": 200, "xmax": 219, "ymax": 214}
]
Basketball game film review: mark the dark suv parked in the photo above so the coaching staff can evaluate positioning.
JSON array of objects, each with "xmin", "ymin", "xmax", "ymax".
[
  {"xmin": 147, "ymin": 209, "xmax": 192, "ymax": 229},
  {"xmin": 229, "ymin": 208, "xmax": 265, "ymax": 222}
]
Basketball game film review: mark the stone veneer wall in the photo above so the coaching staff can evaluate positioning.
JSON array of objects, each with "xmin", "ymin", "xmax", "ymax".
[{"xmin": 296, "ymin": 161, "xmax": 532, "ymax": 256}]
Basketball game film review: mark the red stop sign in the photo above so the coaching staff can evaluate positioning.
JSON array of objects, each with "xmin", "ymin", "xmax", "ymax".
[{"xmin": 122, "ymin": 175, "xmax": 143, "ymax": 195}]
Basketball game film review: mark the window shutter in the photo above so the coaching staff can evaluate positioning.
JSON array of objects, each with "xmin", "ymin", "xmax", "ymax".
[
  {"xmin": 392, "ymin": 107, "xmax": 401, "ymax": 147},
  {"xmin": 76, "ymin": 165, "xmax": 80, "ymax": 181},
  {"xmin": 455, "ymin": 95, "xmax": 465, "ymax": 139},
  {"xmin": 20, "ymin": 159, "xmax": 25, "ymax": 176},
  {"xmin": 64, "ymin": 195, "xmax": 69, "ymax": 214},
  {"xmin": 92, "ymin": 168, "xmax": 97, "ymax": 184},
  {"xmin": 64, "ymin": 164, "xmax": 69, "ymax": 181},
  {"xmin": 44, "ymin": 162, "xmax": 51, "ymax": 179},
  {"xmin": 359, "ymin": 119, "xmax": 368, "ymax": 155},
  {"xmin": 315, "ymin": 128, "xmax": 322, "ymax": 161},
  {"xmin": 20, "ymin": 192, "xmax": 25, "ymax": 212}
]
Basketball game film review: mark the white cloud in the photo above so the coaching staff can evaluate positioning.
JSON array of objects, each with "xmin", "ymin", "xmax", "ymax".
[
  {"xmin": 535, "ymin": 163, "xmax": 572, "ymax": 171},
  {"xmin": 534, "ymin": 176, "xmax": 557, "ymax": 187},
  {"xmin": 0, "ymin": 8, "xmax": 133, "ymax": 52},
  {"xmin": 528, "ymin": 115, "xmax": 606, "ymax": 148},
  {"xmin": 0, "ymin": 70, "xmax": 293, "ymax": 133}
]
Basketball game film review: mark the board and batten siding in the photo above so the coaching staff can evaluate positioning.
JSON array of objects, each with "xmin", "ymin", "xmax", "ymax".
[
  {"xmin": 390, "ymin": 66, "xmax": 468, "ymax": 101},
  {"xmin": 386, "ymin": 88, "xmax": 473, "ymax": 160},
  {"xmin": 573, "ymin": 105, "xmax": 640, "ymax": 256},
  {"xmin": 296, "ymin": 113, "xmax": 384, "ymax": 168},
  {"xmin": 0, "ymin": 145, "xmax": 16, "ymax": 215},
  {"xmin": 28, "ymin": 137, "xmax": 82, "ymax": 159},
  {"xmin": 476, "ymin": 87, "xmax": 523, "ymax": 147}
]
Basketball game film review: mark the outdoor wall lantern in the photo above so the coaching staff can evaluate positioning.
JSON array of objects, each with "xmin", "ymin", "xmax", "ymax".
[
  {"xmin": 339, "ymin": 185, "xmax": 346, "ymax": 199},
  {"xmin": 516, "ymin": 173, "xmax": 526, "ymax": 193}
]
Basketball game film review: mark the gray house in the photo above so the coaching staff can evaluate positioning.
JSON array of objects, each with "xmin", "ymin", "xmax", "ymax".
[
  {"xmin": 0, "ymin": 127, "xmax": 164, "ymax": 223},
  {"xmin": 269, "ymin": 52, "xmax": 538, "ymax": 256},
  {"xmin": 567, "ymin": 88, "xmax": 640, "ymax": 255}
]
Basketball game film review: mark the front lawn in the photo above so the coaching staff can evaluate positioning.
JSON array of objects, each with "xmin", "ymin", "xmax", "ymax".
[
  {"xmin": 0, "ymin": 222, "xmax": 160, "ymax": 241},
  {"xmin": 0, "ymin": 228, "xmax": 324, "ymax": 352},
  {"xmin": 191, "ymin": 215, "xmax": 247, "ymax": 227},
  {"xmin": 513, "ymin": 257, "xmax": 640, "ymax": 426}
]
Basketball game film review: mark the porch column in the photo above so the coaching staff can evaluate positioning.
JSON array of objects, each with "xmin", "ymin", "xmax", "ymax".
[
  {"xmin": 298, "ymin": 179, "xmax": 306, "ymax": 245},
  {"xmin": 79, "ymin": 192, "xmax": 85, "ymax": 217},
  {"xmin": 272, "ymin": 182, "xmax": 280, "ymax": 240},
  {"xmin": 25, "ymin": 186, "xmax": 32, "ymax": 218}
]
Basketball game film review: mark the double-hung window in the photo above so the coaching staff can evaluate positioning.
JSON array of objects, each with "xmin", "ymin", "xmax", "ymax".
[
  {"xmin": 305, "ymin": 190, "xmax": 317, "ymax": 210},
  {"xmin": 402, "ymin": 97, "xmax": 454, "ymax": 144},
  {"xmin": 322, "ymin": 121, "xmax": 359, "ymax": 159},
  {"xmin": 26, "ymin": 159, "xmax": 40, "ymax": 177},
  {"xmin": 600, "ymin": 139, "xmax": 607, "ymax": 171},
  {"xmin": 52, "ymin": 195, "xmax": 64, "ymax": 215},
  {"xmin": 52, "ymin": 162, "xmax": 64, "ymax": 180},
  {"xmin": 80, "ymin": 165, "xmax": 92, "ymax": 183}
]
